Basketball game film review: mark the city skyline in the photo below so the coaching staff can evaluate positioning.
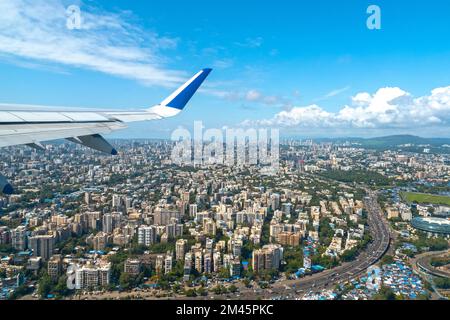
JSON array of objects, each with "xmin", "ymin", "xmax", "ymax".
[{"xmin": 0, "ymin": 0, "xmax": 449, "ymax": 138}]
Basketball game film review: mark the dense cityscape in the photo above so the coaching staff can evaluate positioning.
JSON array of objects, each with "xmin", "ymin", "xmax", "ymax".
[{"xmin": 1, "ymin": 137, "xmax": 449, "ymax": 300}]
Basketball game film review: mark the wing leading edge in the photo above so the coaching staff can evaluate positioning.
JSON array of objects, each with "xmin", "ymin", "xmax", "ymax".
[
  {"xmin": 0, "ymin": 68, "xmax": 212, "ymax": 149},
  {"xmin": 0, "ymin": 68, "xmax": 212, "ymax": 194}
]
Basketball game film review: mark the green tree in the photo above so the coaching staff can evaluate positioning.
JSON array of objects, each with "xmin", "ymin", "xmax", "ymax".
[
  {"xmin": 380, "ymin": 255, "xmax": 394, "ymax": 266},
  {"xmin": 434, "ymin": 277, "xmax": 450, "ymax": 289},
  {"xmin": 119, "ymin": 272, "xmax": 132, "ymax": 290},
  {"xmin": 197, "ymin": 287, "xmax": 208, "ymax": 296},
  {"xmin": 38, "ymin": 274, "xmax": 53, "ymax": 299},
  {"xmin": 341, "ymin": 247, "xmax": 359, "ymax": 262},
  {"xmin": 10, "ymin": 284, "xmax": 32, "ymax": 300},
  {"xmin": 212, "ymin": 285, "xmax": 227, "ymax": 295},
  {"xmin": 373, "ymin": 286, "xmax": 396, "ymax": 300},
  {"xmin": 228, "ymin": 284, "xmax": 238, "ymax": 293},
  {"xmin": 185, "ymin": 289, "xmax": 197, "ymax": 297},
  {"xmin": 218, "ymin": 267, "xmax": 230, "ymax": 279},
  {"xmin": 55, "ymin": 276, "xmax": 71, "ymax": 297}
]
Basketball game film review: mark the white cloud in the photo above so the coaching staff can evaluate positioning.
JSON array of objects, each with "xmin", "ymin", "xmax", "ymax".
[
  {"xmin": 313, "ymin": 86, "xmax": 351, "ymax": 102},
  {"xmin": 235, "ymin": 37, "xmax": 264, "ymax": 48},
  {"xmin": 212, "ymin": 58, "xmax": 234, "ymax": 69},
  {"xmin": 246, "ymin": 86, "xmax": 450, "ymax": 130},
  {"xmin": 0, "ymin": 0, "xmax": 186, "ymax": 87},
  {"xmin": 213, "ymin": 89, "xmax": 287, "ymax": 107},
  {"xmin": 246, "ymin": 90, "xmax": 263, "ymax": 102}
]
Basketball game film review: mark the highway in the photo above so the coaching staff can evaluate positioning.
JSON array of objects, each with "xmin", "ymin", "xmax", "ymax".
[{"xmin": 236, "ymin": 190, "xmax": 391, "ymax": 299}]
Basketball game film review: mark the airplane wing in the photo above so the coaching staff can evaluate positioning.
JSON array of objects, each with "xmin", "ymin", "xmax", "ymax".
[
  {"xmin": 0, "ymin": 68, "xmax": 212, "ymax": 194},
  {"xmin": 0, "ymin": 68, "xmax": 212, "ymax": 153}
]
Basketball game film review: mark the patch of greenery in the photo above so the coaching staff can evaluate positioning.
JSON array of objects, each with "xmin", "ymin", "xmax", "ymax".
[
  {"xmin": 430, "ymin": 256, "xmax": 450, "ymax": 268},
  {"xmin": 372, "ymin": 286, "xmax": 397, "ymax": 300},
  {"xmin": 320, "ymin": 170, "xmax": 391, "ymax": 187},
  {"xmin": 401, "ymin": 191, "xmax": 450, "ymax": 206},
  {"xmin": 434, "ymin": 277, "xmax": 450, "ymax": 289}
]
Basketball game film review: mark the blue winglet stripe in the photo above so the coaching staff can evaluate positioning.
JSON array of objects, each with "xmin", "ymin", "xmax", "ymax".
[{"xmin": 166, "ymin": 68, "xmax": 212, "ymax": 110}]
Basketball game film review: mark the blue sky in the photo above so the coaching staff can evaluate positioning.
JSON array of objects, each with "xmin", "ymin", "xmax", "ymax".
[{"xmin": 0, "ymin": 0, "xmax": 449, "ymax": 138}]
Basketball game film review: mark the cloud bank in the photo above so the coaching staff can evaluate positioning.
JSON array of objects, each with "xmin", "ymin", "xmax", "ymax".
[{"xmin": 244, "ymin": 86, "xmax": 450, "ymax": 130}]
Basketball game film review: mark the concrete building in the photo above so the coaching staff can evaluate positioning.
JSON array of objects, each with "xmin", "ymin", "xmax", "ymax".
[
  {"xmin": 124, "ymin": 259, "xmax": 141, "ymax": 276},
  {"xmin": 183, "ymin": 252, "xmax": 192, "ymax": 281},
  {"xmin": 102, "ymin": 213, "xmax": 113, "ymax": 233},
  {"xmin": 11, "ymin": 226, "xmax": 27, "ymax": 251},
  {"xmin": 29, "ymin": 235, "xmax": 54, "ymax": 261},
  {"xmin": 252, "ymin": 244, "xmax": 283, "ymax": 273},
  {"xmin": 164, "ymin": 253, "xmax": 173, "ymax": 274},
  {"xmin": 47, "ymin": 255, "xmax": 63, "ymax": 280},
  {"xmin": 176, "ymin": 239, "xmax": 187, "ymax": 261},
  {"xmin": 203, "ymin": 252, "xmax": 212, "ymax": 274},
  {"xmin": 189, "ymin": 204, "xmax": 198, "ymax": 218},
  {"xmin": 138, "ymin": 225, "xmax": 157, "ymax": 246},
  {"xmin": 230, "ymin": 257, "xmax": 241, "ymax": 277},
  {"xmin": 74, "ymin": 263, "xmax": 111, "ymax": 290},
  {"xmin": 194, "ymin": 251, "xmax": 203, "ymax": 274}
]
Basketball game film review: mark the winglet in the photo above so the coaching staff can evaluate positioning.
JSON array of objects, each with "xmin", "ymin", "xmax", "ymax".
[{"xmin": 159, "ymin": 68, "xmax": 212, "ymax": 110}]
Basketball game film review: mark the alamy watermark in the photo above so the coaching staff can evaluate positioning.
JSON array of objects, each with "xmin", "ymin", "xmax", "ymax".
[
  {"xmin": 66, "ymin": 5, "xmax": 82, "ymax": 30},
  {"xmin": 367, "ymin": 5, "xmax": 381, "ymax": 30},
  {"xmin": 171, "ymin": 121, "xmax": 280, "ymax": 173}
]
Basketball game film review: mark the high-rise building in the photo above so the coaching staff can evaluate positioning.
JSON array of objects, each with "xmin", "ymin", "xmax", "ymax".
[
  {"xmin": 228, "ymin": 239, "xmax": 243, "ymax": 257},
  {"xmin": 194, "ymin": 251, "xmax": 203, "ymax": 274},
  {"xmin": 124, "ymin": 259, "xmax": 141, "ymax": 276},
  {"xmin": 252, "ymin": 249, "xmax": 265, "ymax": 273},
  {"xmin": 74, "ymin": 263, "xmax": 111, "ymax": 290},
  {"xmin": 112, "ymin": 195, "xmax": 121, "ymax": 209},
  {"xmin": 277, "ymin": 232, "xmax": 301, "ymax": 247},
  {"xmin": 195, "ymin": 211, "xmax": 209, "ymax": 224},
  {"xmin": 203, "ymin": 253, "xmax": 212, "ymax": 274},
  {"xmin": 11, "ymin": 226, "xmax": 27, "ymax": 251},
  {"xmin": 183, "ymin": 252, "xmax": 192, "ymax": 281},
  {"xmin": 86, "ymin": 211, "xmax": 102, "ymax": 231},
  {"xmin": 84, "ymin": 192, "xmax": 91, "ymax": 205},
  {"xmin": 155, "ymin": 255, "xmax": 164, "ymax": 274},
  {"xmin": 205, "ymin": 238, "xmax": 214, "ymax": 254},
  {"xmin": 125, "ymin": 197, "xmax": 133, "ymax": 210},
  {"xmin": 252, "ymin": 244, "xmax": 283, "ymax": 272},
  {"xmin": 166, "ymin": 222, "xmax": 183, "ymax": 239},
  {"xmin": 203, "ymin": 218, "xmax": 216, "ymax": 236},
  {"xmin": 176, "ymin": 239, "xmax": 187, "ymax": 261},
  {"xmin": 229, "ymin": 257, "xmax": 241, "ymax": 277},
  {"xmin": 189, "ymin": 204, "xmax": 198, "ymax": 218},
  {"xmin": 102, "ymin": 213, "xmax": 113, "ymax": 234},
  {"xmin": 271, "ymin": 194, "xmax": 280, "ymax": 211},
  {"xmin": 0, "ymin": 226, "xmax": 10, "ymax": 245},
  {"xmin": 29, "ymin": 235, "xmax": 54, "ymax": 261},
  {"xmin": 154, "ymin": 207, "xmax": 181, "ymax": 226},
  {"xmin": 47, "ymin": 255, "xmax": 62, "ymax": 280},
  {"xmin": 182, "ymin": 191, "xmax": 190, "ymax": 202},
  {"xmin": 282, "ymin": 203, "xmax": 292, "ymax": 216},
  {"xmin": 87, "ymin": 232, "xmax": 110, "ymax": 251},
  {"xmin": 138, "ymin": 225, "xmax": 157, "ymax": 246},
  {"xmin": 164, "ymin": 253, "xmax": 173, "ymax": 274},
  {"xmin": 213, "ymin": 251, "xmax": 222, "ymax": 273}
]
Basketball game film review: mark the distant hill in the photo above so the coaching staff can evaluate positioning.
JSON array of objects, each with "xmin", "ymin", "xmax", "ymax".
[
  {"xmin": 364, "ymin": 135, "xmax": 450, "ymax": 147},
  {"xmin": 315, "ymin": 135, "xmax": 450, "ymax": 149}
]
